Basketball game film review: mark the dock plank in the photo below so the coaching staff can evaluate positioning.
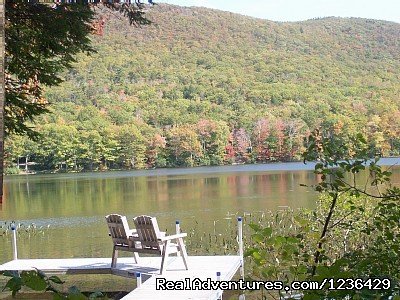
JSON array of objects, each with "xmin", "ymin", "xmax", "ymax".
[{"xmin": 0, "ymin": 255, "xmax": 242, "ymax": 300}]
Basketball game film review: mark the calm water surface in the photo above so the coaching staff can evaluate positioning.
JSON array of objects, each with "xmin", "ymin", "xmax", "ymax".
[{"xmin": 1, "ymin": 158, "xmax": 400, "ymax": 263}]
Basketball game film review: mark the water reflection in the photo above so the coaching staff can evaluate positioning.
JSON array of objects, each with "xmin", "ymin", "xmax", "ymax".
[{"xmin": 1, "ymin": 161, "xmax": 400, "ymax": 263}]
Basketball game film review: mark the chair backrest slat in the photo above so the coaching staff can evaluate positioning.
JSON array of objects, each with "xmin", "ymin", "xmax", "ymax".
[
  {"xmin": 106, "ymin": 214, "xmax": 131, "ymax": 246},
  {"xmin": 133, "ymin": 215, "xmax": 162, "ymax": 251}
]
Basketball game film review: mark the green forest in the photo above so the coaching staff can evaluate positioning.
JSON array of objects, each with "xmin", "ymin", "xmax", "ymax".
[{"xmin": 5, "ymin": 4, "xmax": 400, "ymax": 173}]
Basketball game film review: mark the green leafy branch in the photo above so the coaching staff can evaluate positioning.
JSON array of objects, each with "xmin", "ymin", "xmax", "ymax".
[
  {"xmin": 303, "ymin": 129, "xmax": 397, "ymax": 277},
  {"xmin": 1, "ymin": 269, "xmax": 107, "ymax": 299},
  {"xmin": 246, "ymin": 129, "xmax": 400, "ymax": 299}
]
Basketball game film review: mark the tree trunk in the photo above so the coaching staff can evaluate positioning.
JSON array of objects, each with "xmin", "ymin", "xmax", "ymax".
[
  {"xmin": 0, "ymin": 1, "xmax": 5, "ymax": 203},
  {"xmin": 130, "ymin": 157, "xmax": 135, "ymax": 169}
]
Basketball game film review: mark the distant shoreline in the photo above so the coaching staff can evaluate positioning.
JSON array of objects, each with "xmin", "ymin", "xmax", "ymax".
[{"xmin": 5, "ymin": 157, "xmax": 400, "ymax": 181}]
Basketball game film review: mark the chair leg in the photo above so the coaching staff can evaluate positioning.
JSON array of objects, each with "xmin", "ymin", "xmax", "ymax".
[
  {"xmin": 160, "ymin": 240, "xmax": 170, "ymax": 274},
  {"xmin": 111, "ymin": 247, "xmax": 118, "ymax": 268},
  {"xmin": 177, "ymin": 237, "xmax": 189, "ymax": 270}
]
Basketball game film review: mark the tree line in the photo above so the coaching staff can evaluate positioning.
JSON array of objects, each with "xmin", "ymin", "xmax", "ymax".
[{"xmin": 5, "ymin": 117, "xmax": 308, "ymax": 172}]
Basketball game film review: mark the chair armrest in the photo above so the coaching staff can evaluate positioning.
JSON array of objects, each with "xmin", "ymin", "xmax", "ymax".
[
  {"xmin": 159, "ymin": 233, "xmax": 187, "ymax": 241},
  {"xmin": 128, "ymin": 231, "xmax": 167, "ymax": 242}
]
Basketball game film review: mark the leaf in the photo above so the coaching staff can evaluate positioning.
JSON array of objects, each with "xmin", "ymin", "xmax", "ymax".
[
  {"xmin": 252, "ymin": 233, "xmax": 264, "ymax": 243},
  {"xmin": 297, "ymin": 265, "xmax": 308, "ymax": 274},
  {"xmin": 286, "ymin": 237, "xmax": 299, "ymax": 244},
  {"xmin": 274, "ymin": 236, "xmax": 286, "ymax": 246},
  {"xmin": 89, "ymin": 291, "xmax": 104, "ymax": 299},
  {"xmin": 49, "ymin": 275, "xmax": 65, "ymax": 285},
  {"xmin": 244, "ymin": 248, "xmax": 255, "ymax": 257},
  {"xmin": 251, "ymin": 251, "xmax": 262, "ymax": 260},
  {"xmin": 22, "ymin": 271, "xmax": 47, "ymax": 291},
  {"xmin": 2, "ymin": 270, "xmax": 19, "ymax": 278},
  {"xmin": 261, "ymin": 227, "xmax": 272, "ymax": 237},
  {"xmin": 294, "ymin": 216, "xmax": 309, "ymax": 226},
  {"xmin": 248, "ymin": 223, "xmax": 261, "ymax": 232},
  {"xmin": 2, "ymin": 276, "xmax": 23, "ymax": 296},
  {"xmin": 68, "ymin": 286, "xmax": 82, "ymax": 294}
]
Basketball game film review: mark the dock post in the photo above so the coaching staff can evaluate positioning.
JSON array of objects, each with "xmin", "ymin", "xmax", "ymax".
[
  {"xmin": 176, "ymin": 220, "xmax": 181, "ymax": 257},
  {"xmin": 11, "ymin": 222, "xmax": 18, "ymax": 260},
  {"xmin": 238, "ymin": 217, "xmax": 244, "ymax": 279},
  {"xmin": 136, "ymin": 272, "xmax": 142, "ymax": 288},
  {"xmin": 216, "ymin": 271, "xmax": 222, "ymax": 300}
]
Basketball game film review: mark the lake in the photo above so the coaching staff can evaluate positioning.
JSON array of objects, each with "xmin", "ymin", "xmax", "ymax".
[{"xmin": 1, "ymin": 158, "xmax": 400, "ymax": 264}]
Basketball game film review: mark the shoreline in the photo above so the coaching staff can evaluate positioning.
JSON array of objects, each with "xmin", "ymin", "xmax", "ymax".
[{"xmin": 5, "ymin": 157, "xmax": 400, "ymax": 180}]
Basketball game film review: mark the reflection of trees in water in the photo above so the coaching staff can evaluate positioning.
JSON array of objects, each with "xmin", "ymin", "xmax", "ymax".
[
  {"xmin": 3, "ymin": 170, "xmax": 322, "ymax": 221},
  {"xmin": 2, "ymin": 168, "xmax": 400, "ymax": 262}
]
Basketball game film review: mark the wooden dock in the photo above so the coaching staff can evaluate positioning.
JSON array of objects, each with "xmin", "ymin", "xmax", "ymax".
[
  {"xmin": 2, "ymin": 218, "xmax": 244, "ymax": 299},
  {"xmin": 0, "ymin": 255, "xmax": 242, "ymax": 300}
]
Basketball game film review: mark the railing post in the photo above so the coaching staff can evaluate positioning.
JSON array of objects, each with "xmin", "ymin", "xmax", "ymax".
[
  {"xmin": 136, "ymin": 272, "xmax": 142, "ymax": 288},
  {"xmin": 238, "ymin": 216, "xmax": 244, "ymax": 279},
  {"xmin": 11, "ymin": 222, "xmax": 18, "ymax": 260}
]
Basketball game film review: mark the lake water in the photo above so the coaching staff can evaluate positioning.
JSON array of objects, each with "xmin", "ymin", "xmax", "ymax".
[{"xmin": 1, "ymin": 158, "xmax": 400, "ymax": 264}]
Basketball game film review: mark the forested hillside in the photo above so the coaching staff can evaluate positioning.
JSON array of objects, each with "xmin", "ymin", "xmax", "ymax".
[{"xmin": 6, "ymin": 4, "xmax": 400, "ymax": 172}]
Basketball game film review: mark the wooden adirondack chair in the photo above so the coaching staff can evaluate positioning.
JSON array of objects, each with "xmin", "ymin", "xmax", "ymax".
[
  {"xmin": 132, "ymin": 215, "xmax": 189, "ymax": 274},
  {"xmin": 105, "ymin": 214, "xmax": 140, "ymax": 268}
]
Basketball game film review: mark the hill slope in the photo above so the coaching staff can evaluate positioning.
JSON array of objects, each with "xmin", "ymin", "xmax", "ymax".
[{"xmin": 6, "ymin": 4, "xmax": 400, "ymax": 171}]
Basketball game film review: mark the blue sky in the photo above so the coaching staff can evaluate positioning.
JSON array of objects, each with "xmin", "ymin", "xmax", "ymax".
[{"xmin": 160, "ymin": 0, "xmax": 400, "ymax": 23}]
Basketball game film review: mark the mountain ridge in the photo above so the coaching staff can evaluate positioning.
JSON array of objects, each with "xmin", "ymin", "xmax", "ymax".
[
  {"xmin": 154, "ymin": 3, "xmax": 400, "ymax": 25},
  {"xmin": 5, "ymin": 3, "xmax": 400, "ymax": 172}
]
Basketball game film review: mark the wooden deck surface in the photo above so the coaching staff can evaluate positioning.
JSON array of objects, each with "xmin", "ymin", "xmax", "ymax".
[
  {"xmin": 0, "ymin": 255, "xmax": 242, "ymax": 300},
  {"xmin": 122, "ymin": 255, "xmax": 241, "ymax": 300}
]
